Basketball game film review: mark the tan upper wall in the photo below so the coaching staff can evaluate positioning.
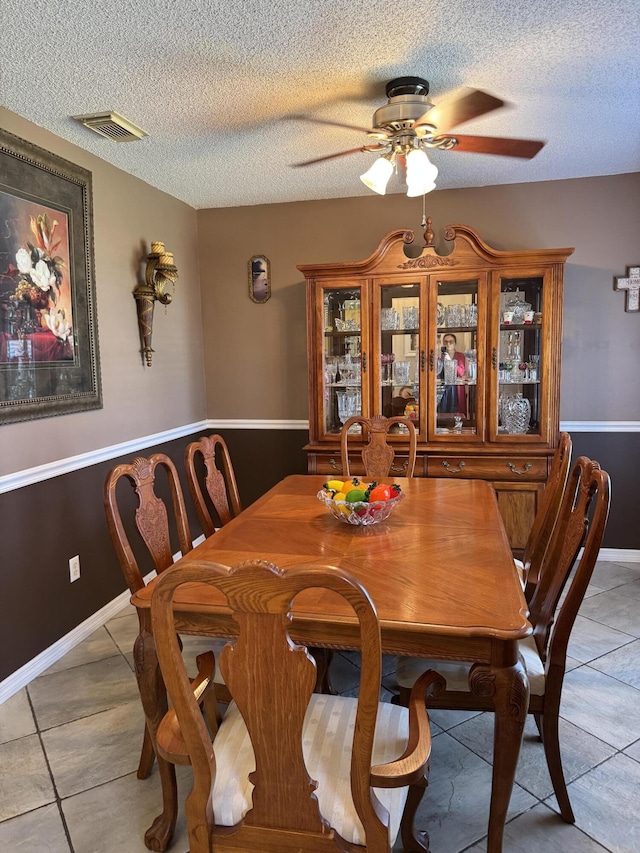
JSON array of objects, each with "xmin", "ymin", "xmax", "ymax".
[
  {"xmin": 0, "ymin": 109, "xmax": 206, "ymax": 476},
  {"xmin": 198, "ymin": 174, "xmax": 640, "ymax": 422}
]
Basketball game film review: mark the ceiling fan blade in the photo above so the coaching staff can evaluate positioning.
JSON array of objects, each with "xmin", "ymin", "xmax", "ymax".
[
  {"xmin": 288, "ymin": 114, "xmax": 391, "ymax": 137},
  {"xmin": 415, "ymin": 88, "xmax": 504, "ymax": 132},
  {"xmin": 441, "ymin": 134, "xmax": 545, "ymax": 159},
  {"xmin": 291, "ymin": 145, "xmax": 383, "ymax": 167}
]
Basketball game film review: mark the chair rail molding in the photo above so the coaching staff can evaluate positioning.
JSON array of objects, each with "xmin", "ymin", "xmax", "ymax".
[{"xmin": 1, "ymin": 419, "xmax": 638, "ymax": 494}]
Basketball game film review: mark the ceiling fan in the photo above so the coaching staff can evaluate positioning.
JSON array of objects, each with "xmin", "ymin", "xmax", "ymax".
[{"xmin": 291, "ymin": 77, "xmax": 545, "ymax": 196}]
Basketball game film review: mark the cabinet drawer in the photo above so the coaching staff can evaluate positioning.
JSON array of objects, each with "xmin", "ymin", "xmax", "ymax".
[
  {"xmin": 427, "ymin": 456, "xmax": 547, "ymax": 481},
  {"xmin": 311, "ymin": 453, "xmax": 419, "ymax": 478}
]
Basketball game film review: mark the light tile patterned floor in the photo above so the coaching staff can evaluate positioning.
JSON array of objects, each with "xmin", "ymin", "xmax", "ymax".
[{"xmin": 0, "ymin": 560, "xmax": 639, "ymax": 852}]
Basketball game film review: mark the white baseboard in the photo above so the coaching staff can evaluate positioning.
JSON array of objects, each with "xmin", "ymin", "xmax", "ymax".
[
  {"xmin": 0, "ymin": 581, "xmax": 138, "ymax": 705},
  {"xmin": 0, "ymin": 538, "xmax": 205, "ymax": 705},
  {"xmin": 598, "ymin": 548, "xmax": 640, "ymax": 563}
]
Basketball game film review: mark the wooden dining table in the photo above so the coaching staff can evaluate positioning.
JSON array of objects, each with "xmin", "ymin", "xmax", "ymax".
[{"xmin": 132, "ymin": 474, "xmax": 531, "ymax": 853}]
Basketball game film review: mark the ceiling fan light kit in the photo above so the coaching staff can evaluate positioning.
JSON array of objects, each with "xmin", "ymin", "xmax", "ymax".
[{"xmin": 295, "ymin": 76, "xmax": 545, "ymax": 198}]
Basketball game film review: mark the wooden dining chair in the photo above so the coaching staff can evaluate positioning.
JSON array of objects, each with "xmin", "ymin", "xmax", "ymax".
[
  {"xmin": 395, "ymin": 456, "xmax": 610, "ymax": 825},
  {"xmin": 104, "ymin": 453, "xmax": 228, "ymax": 783},
  {"xmin": 185, "ymin": 434, "xmax": 242, "ymax": 538},
  {"xmin": 341, "ymin": 414, "xmax": 417, "ymax": 479},
  {"xmin": 152, "ymin": 558, "xmax": 445, "ymax": 853},
  {"xmin": 516, "ymin": 431, "xmax": 572, "ymax": 600}
]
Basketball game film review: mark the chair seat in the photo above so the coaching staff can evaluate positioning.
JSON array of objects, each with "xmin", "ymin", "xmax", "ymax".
[
  {"xmin": 212, "ymin": 693, "xmax": 411, "ymax": 846},
  {"xmin": 396, "ymin": 635, "xmax": 545, "ymax": 697},
  {"xmin": 513, "ymin": 557, "xmax": 525, "ymax": 589}
]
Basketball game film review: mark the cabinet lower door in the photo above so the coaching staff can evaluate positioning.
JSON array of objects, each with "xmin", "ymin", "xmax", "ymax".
[{"xmin": 493, "ymin": 482, "xmax": 543, "ymax": 554}]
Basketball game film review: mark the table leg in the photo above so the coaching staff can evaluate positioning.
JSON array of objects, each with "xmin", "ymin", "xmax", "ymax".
[
  {"xmin": 470, "ymin": 657, "xmax": 529, "ymax": 853},
  {"xmin": 134, "ymin": 629, "xmax": 178, "ymax": 852}
]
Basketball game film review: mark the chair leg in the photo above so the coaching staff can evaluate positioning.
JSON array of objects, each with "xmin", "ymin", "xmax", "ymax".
[
  {"xmin": 533, "ymin": 711, "xmax": 543, "ymax": 740},
  {"xmin": 137, "ymin": 723, "xmax": 156, "ymax": 779},
  {"xmin": 391, "ymin": 685, "xmax": 412, "ymax": 707},
  {"xmin": 540, "ymin": 708, "xmax": 575, "ymax": 823},
  {"xmin": 310, "ymin": 647, "xmax": 337, "ymax": 694},
  {"xmin": 400, "ymin": 774, "xmax": 430, "ymax": 852}
]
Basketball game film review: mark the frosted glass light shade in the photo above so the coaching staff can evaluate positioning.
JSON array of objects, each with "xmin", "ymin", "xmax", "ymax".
[
  {"xmin": 406, "ymin": 148, "xmax": 438, "ymax": 196},
  {"xmin": 360, "ymin": 157, "xmax": 393, "ymax": 194},
  {"xmin": 406, "ymin": 180, "xmax": 436, "ymax": 197}
]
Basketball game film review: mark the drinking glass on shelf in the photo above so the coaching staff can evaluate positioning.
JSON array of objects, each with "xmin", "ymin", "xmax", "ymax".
[
  {"xmin": 443, "ymin": 358, "xmax": 457, "ymax": 385},
  {"xmin": 381, "ymin": 308, "xmax": 400, "ymax": 330},
  {"xmin": 402, "ymin": 307, "xmax": 418, "ymax": 329},
  {"xmin": 337, "ymin": 389, "xmax": 361, "ymax": 426},
  {"xmin": 394, "ymin": 361, "xmax": 411, "ymax": 385}
]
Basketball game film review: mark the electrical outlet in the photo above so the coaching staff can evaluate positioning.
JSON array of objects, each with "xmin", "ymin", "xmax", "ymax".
[{"xmin": 69, "ymin": 555, "xmax": 81, "ymax": 582}]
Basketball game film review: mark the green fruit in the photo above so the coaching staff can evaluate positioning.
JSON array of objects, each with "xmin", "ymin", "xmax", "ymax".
[{"xmin": 345, "ymin": 488, "xmax": 367, "ymax": 503}]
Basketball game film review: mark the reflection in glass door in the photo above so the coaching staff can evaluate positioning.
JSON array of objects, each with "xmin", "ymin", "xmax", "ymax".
[
  {"xmin": 497, "ymin": 277, "xmax": 543, "ymax": 436},
  {"xmin": 379, "ymin": 283, "xmax": 420, "ymax": 435},
  {"xmin": 435, "ymin": 279, "xmax": 479, "ymax": 435},
  {"xmin": 322, "ymin": 288, "xmax": 362, "ymax": 435}
]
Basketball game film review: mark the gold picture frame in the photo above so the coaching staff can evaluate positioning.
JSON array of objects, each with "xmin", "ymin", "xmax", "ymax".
[
  {"xmin": 0, "ymin": 128, "xmax": 101, "ymax": 423},
  {"xmin": 248, "ymin": 255, "xmax": 271, "ymax": 303}
]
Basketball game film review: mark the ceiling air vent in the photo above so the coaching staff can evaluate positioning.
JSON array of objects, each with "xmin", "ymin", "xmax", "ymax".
[{"xmin": 73, "ymin": 111, "xmax": 148, "ymax": 142}]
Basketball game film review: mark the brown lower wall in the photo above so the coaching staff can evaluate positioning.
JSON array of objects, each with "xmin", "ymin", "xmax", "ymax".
[{"xmin": 0, "ymin": 426, "xmax": 634, "ymax": 682}]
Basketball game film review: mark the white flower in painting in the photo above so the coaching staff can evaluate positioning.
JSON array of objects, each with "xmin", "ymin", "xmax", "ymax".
[
  {"xmin": 32, "ymin": 259, "xmax": 55, "ymax": 291},
  {"xmin": 16, "ymin": 247, "xmax": 33, "ymax": 274},
  {"xmin": 43, "ymin": 308, "xmax": 72, "ymax": 341}
]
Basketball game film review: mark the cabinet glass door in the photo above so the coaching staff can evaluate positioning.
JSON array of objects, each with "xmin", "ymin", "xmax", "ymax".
[
  {"xmin": 495, "ymin": 275, "xmax": 544, "ymax": 439},
  {"xmin": 321, "ymin": 286, "xmax": 364, "ymax": 436},
  {"xmin": 377, "ymin": 281, "xmax": 421, "ymax": 435},
  {"xmin": 432, "ymin": 277, "xmax": 481, "ymax": 437}
]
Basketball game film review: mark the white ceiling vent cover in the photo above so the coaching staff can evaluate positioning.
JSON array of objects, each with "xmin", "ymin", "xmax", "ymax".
[{"xmin": 73, "ymin": 111, "xmax": 148, "ymax": 142}]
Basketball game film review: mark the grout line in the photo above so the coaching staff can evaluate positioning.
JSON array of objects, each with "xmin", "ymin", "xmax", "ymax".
[{"xmin": 24, "ymin": 687, "xmax": 75, "ymax": 853}]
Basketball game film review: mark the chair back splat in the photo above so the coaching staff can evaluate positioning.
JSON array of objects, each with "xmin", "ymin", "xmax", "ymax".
[
  {"xmin": 104, "ymin": 453, "xmax": 192, "ymax": 595},
  {"xmin": 522, "ymin": 431, "xmax": 572, "ymax": 599},
  {"xmin": 153, "ymin": 559, "xmax": 442, "ymax": 853},
  {"xmin": 185, "ymin": 434, "xmax": 242, "ymax": 537},
  {"xmin": 103, "ymin": 453, "xmax": 193, "ymax": 781},
  {"xmin": 341, "ymin": 415, "xmax": 417, "ymax": 479},
  {"xmin": 529, "ymin": 456, "xmax": 608, "ymax": 664}
]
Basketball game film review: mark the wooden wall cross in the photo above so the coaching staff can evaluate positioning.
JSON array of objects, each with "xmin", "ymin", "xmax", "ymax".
[{"xmin": 614, "ymin": 266, "xmax": 640, "ymax": 312}]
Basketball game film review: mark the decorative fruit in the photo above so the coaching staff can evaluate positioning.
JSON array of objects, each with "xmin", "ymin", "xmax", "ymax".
[
  {"xmin": 323, "ymin": 479, "xmax": 345, "ymax": 493},
  {"xmin": 332, "ymin": 492, "xmax": 347, "ymax": 502},
  {"xmin": 390, "ymin": 484, "xmax": 402, "ymax": 498},
  {"xmin": 345, "ymin": 488, "xmax": 367, "ymax": 503},
  {"xmin": 368, "ymin": 483, "xmax": 392, "ymax": 503}
]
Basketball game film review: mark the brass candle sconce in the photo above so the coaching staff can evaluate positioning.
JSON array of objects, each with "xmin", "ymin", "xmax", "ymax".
[{"xmin": 134, "ymin": 241, "xmax": 178, "ymax": 366}]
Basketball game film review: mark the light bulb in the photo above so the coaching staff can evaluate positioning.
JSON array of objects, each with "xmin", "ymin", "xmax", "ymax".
[{"xmin": 360, "ymin": 157, "xmax": 393, "ymax": 195}]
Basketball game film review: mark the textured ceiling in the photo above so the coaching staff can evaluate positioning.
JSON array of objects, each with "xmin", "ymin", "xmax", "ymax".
[{"xmin": 2, "ymin": 0, "xmax": 638, "ymax": 209}]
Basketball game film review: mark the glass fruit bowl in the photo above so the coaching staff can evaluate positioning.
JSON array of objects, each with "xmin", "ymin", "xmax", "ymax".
[{"xmin": 317, "ymin": 490, "xmax": 405, "ymax": 526}]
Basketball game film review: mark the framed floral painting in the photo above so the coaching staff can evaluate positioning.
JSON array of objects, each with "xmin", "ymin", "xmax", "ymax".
[{"xmin": 0, "ymin": 128, "xmax": 101, "ymax": 423}]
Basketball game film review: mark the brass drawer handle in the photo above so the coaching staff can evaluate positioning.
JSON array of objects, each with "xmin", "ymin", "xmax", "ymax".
[
  {"xmin": 329, "ymin": 458, "xmax": 343, "ymax": 472},
  {"xmin": 507, "ymin": 462, "xmax": 532, "ymax": 475},
  {"xmin": 390, "ymin": 460, "xmax": 409, "ymax": 474},
  {"xmin": 441, "ymin": 460, "xmax": 466, "ymax": 474}
]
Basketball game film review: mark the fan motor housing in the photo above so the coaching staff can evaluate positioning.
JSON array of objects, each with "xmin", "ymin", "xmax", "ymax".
[{"xmin": 374, "ymin": 77, "xmax": 434, "ymax": 131}]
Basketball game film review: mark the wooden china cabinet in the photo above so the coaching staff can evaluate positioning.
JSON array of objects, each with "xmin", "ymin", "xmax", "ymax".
[{"xmin": 299, "ymin": 223, "xmax": 574, "ymax": 552}]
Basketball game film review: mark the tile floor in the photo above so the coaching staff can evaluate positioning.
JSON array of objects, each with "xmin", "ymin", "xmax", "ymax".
[{"xmin": 1, "ymin": 559, "xmax": 639, "ymax": 852}]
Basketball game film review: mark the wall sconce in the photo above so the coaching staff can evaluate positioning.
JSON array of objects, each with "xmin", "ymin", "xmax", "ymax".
[{"xmin": 134, "ymin": 241, "xmax": 178, "ymax": 366}]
